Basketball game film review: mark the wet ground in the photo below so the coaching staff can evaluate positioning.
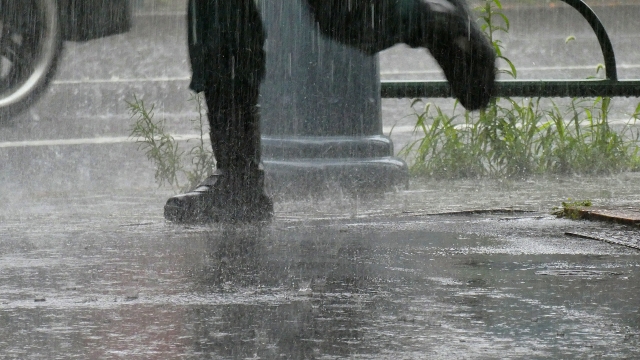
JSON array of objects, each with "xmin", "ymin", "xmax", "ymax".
[
  {"xmin": 1, "ymin": 1, "xmax": 640, "ymax": 358},
  {"xmin": 1, "ymin": 174, "xmax": 640, "ymax": 359}
]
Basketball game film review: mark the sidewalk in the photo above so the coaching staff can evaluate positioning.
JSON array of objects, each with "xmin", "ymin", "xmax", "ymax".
[{"xmin": 1, "ymin": 175, "xmax": 639, "ymax": 359}]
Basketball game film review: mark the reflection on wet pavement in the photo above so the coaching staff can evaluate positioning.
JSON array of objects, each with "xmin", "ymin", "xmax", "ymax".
[{"xmin": 0, "ymin": 192, "xmax": 638, "ymax": 358}]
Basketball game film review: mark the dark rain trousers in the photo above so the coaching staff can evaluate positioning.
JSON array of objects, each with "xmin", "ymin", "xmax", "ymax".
[{"xmin": 187, "ymin": 0, "xmax": 446, "ymax": 175}]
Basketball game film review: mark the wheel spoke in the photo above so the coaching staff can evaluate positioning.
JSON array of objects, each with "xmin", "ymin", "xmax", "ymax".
[
  {"xmin": 0, "ymin": 61, "xmax": 18, "ymax": 93},
  {"xmin": 0, "ymin": 32, "xmax": 36, "ymax": 91},
  {"xmin": 1, "ymin": 25, "xmax": 37, "ymax": 68},
  {"xmin": 1, "ymin": 38, "xmax": 20, "ymax": 63}
]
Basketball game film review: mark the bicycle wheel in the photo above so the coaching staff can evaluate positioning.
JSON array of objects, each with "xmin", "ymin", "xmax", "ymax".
[{"xmin": 0, "ymin": 0, "xmax": 63, "ymax": 120}]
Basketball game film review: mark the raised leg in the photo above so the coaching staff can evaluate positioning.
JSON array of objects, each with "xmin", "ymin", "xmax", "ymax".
[{"xmin": 305, "ymin": 0, "xmax": 496, "ymax": 110}]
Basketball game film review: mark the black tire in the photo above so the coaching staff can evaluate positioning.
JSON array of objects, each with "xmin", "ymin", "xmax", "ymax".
[{"xmin": 0, "ymin": 0, "xmax": 63, "ymax": 121}]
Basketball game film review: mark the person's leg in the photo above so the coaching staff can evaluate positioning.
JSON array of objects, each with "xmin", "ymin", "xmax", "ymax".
[
  {"xmin": 164, "ymin": 0, "xmax": 271, "ymax": 223},
  {"xmin": 305, "ymin": 0, "xmax": 496, "ymax": 110}
]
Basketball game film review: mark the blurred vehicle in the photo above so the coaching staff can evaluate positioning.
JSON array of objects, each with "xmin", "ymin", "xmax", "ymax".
[{"xmin": 0, "ymin": 0, "xmax": 132, "ymax": 120}]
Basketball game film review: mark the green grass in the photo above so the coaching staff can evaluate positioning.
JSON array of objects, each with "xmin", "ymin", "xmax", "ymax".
[
  {"xmin": 551, "ymin": 199, "xmax": 593, "ymax": 219},
  {"xmin": 400, "ymin": 0, "xmax": 640, "ymax": 180},
  {"xmin": 128, "ymin": 93, "xmax": 214, "ymax": 192},
  {"xmin": 401, "ymin": 97, "xmax": 640, "ymax": 179}
]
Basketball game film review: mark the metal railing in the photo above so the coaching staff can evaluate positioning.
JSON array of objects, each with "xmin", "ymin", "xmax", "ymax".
[{"xmin": 380, "ymin": 0, "xmax": 640, "ymax": 99}]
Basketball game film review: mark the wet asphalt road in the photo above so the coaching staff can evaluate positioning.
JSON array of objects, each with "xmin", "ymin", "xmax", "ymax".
[
  {"xmin": 1, "ymin": 175, "xmax": 640, "ymax": 358},
  {"xmin": 1, "ymin": 1, "xmax": 640, "ymax": 358}
]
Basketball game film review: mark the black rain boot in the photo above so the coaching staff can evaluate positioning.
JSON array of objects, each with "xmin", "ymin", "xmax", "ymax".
[
  {"xmin": 163, "ymin": 168, "xmax": 273, "ymax": 223},
  {"xmin": 164, "ymin": 102, "xmax": 273, "ymax": 224},
  {"xmin": 410, "ymin": 0, "xmax": 496, "ymax": 110}
]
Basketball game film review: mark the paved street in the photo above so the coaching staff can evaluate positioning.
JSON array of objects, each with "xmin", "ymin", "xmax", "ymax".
[
  {"xmin": 1, "ymin": 1, "xmax": 640, "ymax": 358},
  {"xmin": 1, "ymin": 175, "xmax": 640, "ymax": 358}
]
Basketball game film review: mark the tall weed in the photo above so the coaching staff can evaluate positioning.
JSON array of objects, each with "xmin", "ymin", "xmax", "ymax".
[
  {"xmin": 128, "ymin": 94, "xmax": 214, "ymax": 192},
  {"xmin": 402, "ymin": 0, "xmax": 640, "ymax": 179}
]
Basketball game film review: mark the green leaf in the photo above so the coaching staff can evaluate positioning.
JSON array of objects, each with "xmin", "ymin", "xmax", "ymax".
[
  {"xmin": 410, "ymin": 98, "xmax": 423, "ymax": 108},
  {"xmin": 633, "ymin": 102, "xmax": 640, "ymax": 118},
  {"xmin": 496, "ymin": 13, "xmax": 510, "ymax": 31},
  {"xmin": 494, "ymin": 26, "xmax": 509, "ymax": 33},
  {"xmin": 498, "ymin": 55, "xmax": 517, "ymax": 79},
  {"xmin": 493, "ymin": 43, "xmax": 503, "ymax": 57}
]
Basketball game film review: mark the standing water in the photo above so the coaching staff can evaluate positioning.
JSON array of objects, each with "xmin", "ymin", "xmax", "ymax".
[{"xmin": 0, "ymin": 0, "xmax": 639, "ymax": 358}]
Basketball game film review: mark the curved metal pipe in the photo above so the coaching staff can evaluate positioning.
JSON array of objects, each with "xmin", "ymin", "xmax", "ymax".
[
  {"xmin": 381, "ymin": 0, "xmax": 635, "ymax": 98},
  {"xmin": 560, "ymin": 0, "xmax": 617, "ymax": 81}
]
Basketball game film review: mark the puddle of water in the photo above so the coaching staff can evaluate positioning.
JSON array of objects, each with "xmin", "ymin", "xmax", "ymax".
[{"xmin": 0, "ymin": 206, "xmax": 639, "ymax": 358}]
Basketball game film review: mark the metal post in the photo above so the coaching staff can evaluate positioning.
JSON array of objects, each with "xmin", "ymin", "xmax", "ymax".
[{"xmin": 257, "ymin": 0, "xmax": 408, "ymax": 195}]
